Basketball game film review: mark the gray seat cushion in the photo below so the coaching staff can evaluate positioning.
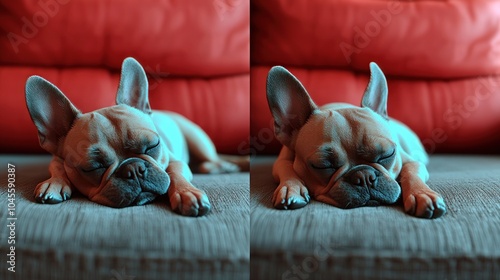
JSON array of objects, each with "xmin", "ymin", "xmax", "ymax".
[
  {"xmin": 0, "ymin": 155, "xmax": 249, "ymax": 280},
  {"xmin": 251, "ymin": 155, "xmax": 500, "ymax": 280}
]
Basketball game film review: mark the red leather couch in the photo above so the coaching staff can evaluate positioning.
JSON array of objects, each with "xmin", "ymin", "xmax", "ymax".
[
  {"xmin": 0, "ymin": 0, "xmax": 249, "ymax": 155},
  {"xmin": 251, "ymin": 0, "xmax": 500, "ymax": 155}
]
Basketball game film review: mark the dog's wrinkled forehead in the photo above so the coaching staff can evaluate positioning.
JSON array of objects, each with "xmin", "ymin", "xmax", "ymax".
[
  {"xmin": 65, "ymin": 105, "xmax": 159, "ymax": 152},
  {"xmin": 300, "ymin": 107, "xmax": 389, "ymax": 136},
  {"xmin": 335, "ymin": 107, "xmax": 391, "ymax": 136},
  {"xmin": 296, "ymin": 107, "xmax": 395, "ymax": 158}
]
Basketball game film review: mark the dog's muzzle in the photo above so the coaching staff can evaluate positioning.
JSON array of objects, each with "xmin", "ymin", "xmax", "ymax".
[
  {"xmin": 91, "ymin": 158, "xmax": 170, "ymax": 208},
  {"xmin": 116, "ymin": 158, "xmax": 148, "ymax": 181},
  {"xmin": 325, "ymin": 165, "xmax": 400, "ymax": 208}
]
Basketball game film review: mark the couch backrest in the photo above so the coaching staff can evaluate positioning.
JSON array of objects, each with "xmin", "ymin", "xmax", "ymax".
[
  {"xmin": 0, "ymin": 0, "xmax": 249, "ymax": 154},
  {"xmin": 250, "ymin": 0, "xmax": 500, "ymax": 155}
]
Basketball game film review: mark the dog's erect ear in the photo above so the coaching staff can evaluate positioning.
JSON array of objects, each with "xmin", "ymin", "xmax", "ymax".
[
  {"xmin": 267, "ymin": 66, "xmax": 317, "ymax": 147},
  {"xmin": 25, "ymin": 76, "xmax": 81, "ymax": 155},
  {"xmin": 361, "ymin": 62, "xmax": 389, "ymax": 119},
  {"xmin": 116, "ymin": 57, "xmax": 152, "ymax": 114}
]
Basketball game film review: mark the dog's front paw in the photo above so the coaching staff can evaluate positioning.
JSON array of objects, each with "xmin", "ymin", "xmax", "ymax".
[
  {"xmin": 403, "ymin": 190, "xmax": 447, "ymax": 219},
  {"xmin": 169, "ymin": 186, "xmax": 211, "ymax": 217},
  {"xmin": 272, "ymin": 179, "xmax": 310, "ymax": 210},
  {"xmin": 34, "ymin": 177, "xmax": 72, "ymax": 204}
]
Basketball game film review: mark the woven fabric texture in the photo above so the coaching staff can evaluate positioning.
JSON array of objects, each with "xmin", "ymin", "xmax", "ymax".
[
  {"xmin": 251, "ymin": 155, "xmax": 500, "ymax": 280},
  {"xmin": 0, "ymin": 155, "xmax": 249, "ymax": 280}
]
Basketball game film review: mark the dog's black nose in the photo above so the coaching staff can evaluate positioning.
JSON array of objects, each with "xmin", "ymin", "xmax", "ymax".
[
  {"xmin": 117, "ymin": 159, "xmax": 147, "ymax": 180},
  {"xmin": 346, "ymin": 167, "xmax": 378, "ymax": 188}
]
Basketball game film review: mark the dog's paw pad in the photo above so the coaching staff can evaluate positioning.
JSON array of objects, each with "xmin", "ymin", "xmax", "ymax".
[
  {"xmin": 272, "ymin": 181, "xmax": 310, "ymax": 210},
  {"xmin": 34, "ymin": 178, "xmax": 72, "ymax": 204},
  {"xmin": 170, "ymin": 188, "xmax": 211, "ymax": 216},
  {"xmin": 404, "ymin": 192, "xmax": 447, "ymax": 219}
]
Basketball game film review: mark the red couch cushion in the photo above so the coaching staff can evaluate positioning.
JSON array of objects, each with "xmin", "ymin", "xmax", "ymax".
[
  {"xmin": 251, "ymin": 0, "xmax": 500, "ymax": 154},
  {"xmin": 1, "ymin": 0, "xmax": 249, "ymax": 77},
  {"xmin": 251, "ymin": 0, "xmax": 500, "ymax": 79}
]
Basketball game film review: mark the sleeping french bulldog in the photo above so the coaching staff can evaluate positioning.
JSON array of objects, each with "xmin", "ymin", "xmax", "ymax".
[
  {"xmin": 25, "ymin": 57, "xmax": 247, "ymax": 216},
  {"xmin": 266, "ymin": 62, "xmax": 446, "ymax": 218}
]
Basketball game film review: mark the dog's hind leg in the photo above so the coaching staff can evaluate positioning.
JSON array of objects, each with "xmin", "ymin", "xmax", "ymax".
[{"xmin": 167, "ymin": 112, "xmax": 249, "ymax": 174}]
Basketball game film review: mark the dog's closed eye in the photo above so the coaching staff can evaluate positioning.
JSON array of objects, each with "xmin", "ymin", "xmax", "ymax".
[
  {"xmin": 81, "ymin": 162, "xmax": 106, "ymax": 172},
  {"xmin": 311, "ymin": 162, "xmax": 334, "ymax": 170},
  {"xmin": 377, "ymin": 149, "xmax": 396, "ymax": 165},
  {"xmin": 144, "ymin": 139, "xmax": 160, "ymax": 156},
  {"xmin": 310, "ymin": 160, "xmax": 337, "ymax": 175}
]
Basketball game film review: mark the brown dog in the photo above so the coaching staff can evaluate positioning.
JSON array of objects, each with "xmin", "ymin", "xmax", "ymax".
[
  {"xmin": 25, "ymin": 57, "xmax": 247, "ymax": 216},
  {"xmin": 266, "ymin": 63, "xmax": 446, "ymax": 218}
]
